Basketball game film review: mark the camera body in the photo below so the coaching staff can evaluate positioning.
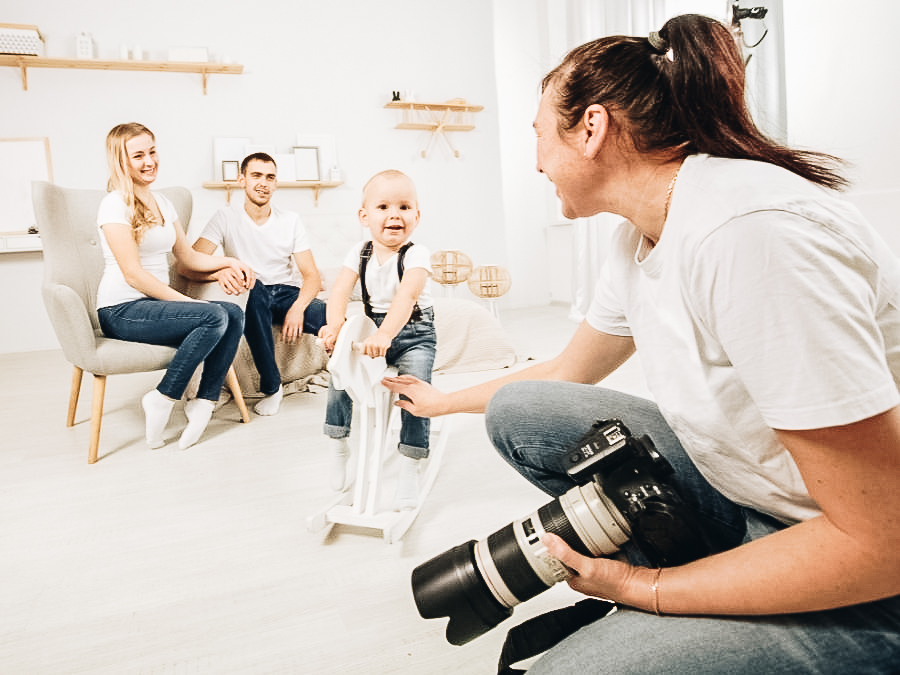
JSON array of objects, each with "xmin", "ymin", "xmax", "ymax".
[
  {"xmin": 564, "ymin": 419, "xmax": 708, "ymax": 567},
  {"xmin": 411, "ymin": 419, "xmax": 709, "ymax": 646}
]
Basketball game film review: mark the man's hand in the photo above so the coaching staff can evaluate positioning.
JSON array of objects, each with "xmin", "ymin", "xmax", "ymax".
[{"xmin": 281, "ymin": 302, "xmax": 306, "ymax": 343}]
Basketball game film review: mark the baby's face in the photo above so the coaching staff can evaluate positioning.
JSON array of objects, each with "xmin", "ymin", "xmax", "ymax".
[{"xmin": 359, "ymin": 175, "xmax": 420, "ymax": 250}]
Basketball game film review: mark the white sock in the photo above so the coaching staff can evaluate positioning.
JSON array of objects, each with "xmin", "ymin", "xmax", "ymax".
[
  {"xmin": 329, "ymin": 437, "xmax": 350, "ymax": 491},
  {"xmin": 394, "ymin": 456, "xmax": 421, "ymax": 511},
  {"xmin": 254, "ymin": 385, "xmax": 283, "ymax": 416},
  {"xmin": 142, "ymin": 389, "xmax": 174, "ymax": 449},
  {"xmin": 179, "ymin": 398, "xmax": 215, "ymax": 450}
]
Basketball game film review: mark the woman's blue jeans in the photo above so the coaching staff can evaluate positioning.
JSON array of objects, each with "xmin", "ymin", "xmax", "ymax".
[
  {"xmin": 244, "ymin": 282, "xmax": 327, "ymax": 396},
  {"xmin": 485, "ymin": 381, "xmax": 900, "ymax": 674},
  {"xmin": 97, "ymin": 298, "xmax": 244, "ymax": 401},
  {"xmin": 324, "ymin": 307, "xmax": 436, "ymax": 459}
]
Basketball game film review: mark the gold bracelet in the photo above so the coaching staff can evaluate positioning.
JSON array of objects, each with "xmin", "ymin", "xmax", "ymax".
[{"xmin": 650, "ymin": 567, "xmax": 663, "ymax": 616}]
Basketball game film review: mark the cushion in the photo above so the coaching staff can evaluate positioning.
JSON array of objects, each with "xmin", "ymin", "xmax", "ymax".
[{"xmin": 432, "ymin": 297, "xmax": 517, "ymax": 374}]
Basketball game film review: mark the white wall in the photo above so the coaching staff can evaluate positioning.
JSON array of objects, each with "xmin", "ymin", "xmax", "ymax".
[
  {"xmin": 782, "ymin": 1, "xmax": 900, "ymax": 249},
  {"xmin": 2, "ymin": 1, "xmax": 899, "ymax": 354},
  {"xmin": 0, "ymin": 0, "xmax": 509, "ymax": 353}
]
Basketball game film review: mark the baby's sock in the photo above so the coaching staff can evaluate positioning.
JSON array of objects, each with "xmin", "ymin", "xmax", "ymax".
[
  {"xmin": 329, "ymin": 437, "xmax": 350, "ymax": 491},
  {"xmin": 142, "ymin": 389, "xmax": 175, "ymax": 449},
  {"xmin": 179, "ymin": 398, "xmax": 215, "ymax": 450},
  {"xmin": 254, "ymin": 385, "xmax": 283, "ymax": 416},
  {"xmin": 394, "ymin": 456, "xmax": 421, "ymax": 511}
]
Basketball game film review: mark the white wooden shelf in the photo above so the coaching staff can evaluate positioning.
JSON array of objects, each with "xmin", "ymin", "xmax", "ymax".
[
  {"xmin": 0, "ymin": 232, "xmax": 42, "ymax": 253},
  {"xmin": 0, "ymin": 55, "xmax": 243, "ymax": 94},
  {"xmin": 203, "ymin": 180, "xmax": 343, "ymax": 206}
]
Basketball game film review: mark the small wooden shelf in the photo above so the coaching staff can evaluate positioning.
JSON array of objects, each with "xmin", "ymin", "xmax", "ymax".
[
  {"xmin": 384, "ymin": 101, "xmax": 484, "ymax": 113},
  {"xmin": 0, "ymin": 55, "xmax": 243, "ymax": 94},
  {"xmin": 385, "ymin": 100, "xmax": 482, "ymax": 158},
  {"xmin": 203, "ymin": 180, "xmax": 343, "ymax": 206}
]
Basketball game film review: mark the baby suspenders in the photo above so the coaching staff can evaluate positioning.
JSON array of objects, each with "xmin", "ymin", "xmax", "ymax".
[{"xmin": 358, "ymin": 240, "xmax": 423, "ymax": 321}]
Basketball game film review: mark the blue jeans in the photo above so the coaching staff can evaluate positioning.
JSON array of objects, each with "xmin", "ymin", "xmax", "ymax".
[
  {"xmin": 244, "ymin": 282, "xmax": 327, "ymax": 395},
  {"xmin": 324, "ymin": 307, "xmax": 436, "ymax": 459},
  {"xmin": 486, "ymin": 381, "xmax": 900, "ymax": 674},
  {"xmin": 97, "ymin": 298, "xmax": 244, "ymax": 401}
]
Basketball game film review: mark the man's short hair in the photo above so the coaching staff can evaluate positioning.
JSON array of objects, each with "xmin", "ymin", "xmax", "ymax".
[{"xmin": 241, "ymin": 152, "xmax": 277, "ymax": 175}]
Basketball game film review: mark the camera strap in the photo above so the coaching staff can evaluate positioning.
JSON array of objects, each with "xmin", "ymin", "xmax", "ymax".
[{"xmin": 496, "ymin": 598, "xmax": 615, "ymax": 674}]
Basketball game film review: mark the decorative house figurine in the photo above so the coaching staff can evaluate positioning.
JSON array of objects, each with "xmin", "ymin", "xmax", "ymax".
[{"xmin": 76, "ymin": 32, "xmax": 95, "ymax": 59}]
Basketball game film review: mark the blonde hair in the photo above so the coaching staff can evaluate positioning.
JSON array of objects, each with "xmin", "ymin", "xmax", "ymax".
[
  {"xmin": 360, "ymin": 169, "xmax": 416, "ymax": 207},
  {"xmin": 105, "ymin": 122, "xmax": 158, "ymax": 243}
]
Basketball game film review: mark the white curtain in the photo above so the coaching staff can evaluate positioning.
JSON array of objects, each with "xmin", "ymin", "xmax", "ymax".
[{"xmin": 564, "ymin": 0, "xmax": 669, "ymax": 321}]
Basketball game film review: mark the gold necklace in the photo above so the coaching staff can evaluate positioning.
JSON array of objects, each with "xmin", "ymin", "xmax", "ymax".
[{"xmin": 663, "ymin": 163, "xmax": 682, "ymax": 219}]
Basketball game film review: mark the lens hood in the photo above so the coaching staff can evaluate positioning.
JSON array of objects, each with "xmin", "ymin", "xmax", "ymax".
[{"xmin": 411, "ymin": 540, "xmax": 513, "ymax": 645}]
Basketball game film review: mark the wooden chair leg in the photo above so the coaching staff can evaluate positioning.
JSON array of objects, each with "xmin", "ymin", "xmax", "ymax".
[
  {"xmin": 225, "ymin": 365, "xmax": 250, "ymax": 423},
  {"xmin": 67, "ymin": 366, "xmax": 84, "ymax": 427},
  {"xmin": 88, "ymin": 374, "xmax": 106, "ymax": 464}
]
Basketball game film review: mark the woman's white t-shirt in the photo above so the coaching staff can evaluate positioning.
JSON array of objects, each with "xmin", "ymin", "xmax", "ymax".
[
  {"xmin": 96, "ymin": 191, "xmax": 178, "ymax": 309},
  {"xmin": 586, "ymin": 154, "xmax": 900, "ymax": 524}
]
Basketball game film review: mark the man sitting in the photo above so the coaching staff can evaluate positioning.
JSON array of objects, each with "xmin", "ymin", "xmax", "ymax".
[{"xmin": 184, "ymin": 152, "xmax": 326, "ymax": 415}]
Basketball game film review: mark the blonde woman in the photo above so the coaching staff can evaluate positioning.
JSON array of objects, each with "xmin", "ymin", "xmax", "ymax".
[{"xmin": 96, "ymin": 123, "xmax": 254, "ymax": 449}]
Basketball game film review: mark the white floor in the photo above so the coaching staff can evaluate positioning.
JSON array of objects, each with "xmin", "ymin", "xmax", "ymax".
[{"xmin": 0, "ymin": 303, "xmax": 650, "ymax": 675}]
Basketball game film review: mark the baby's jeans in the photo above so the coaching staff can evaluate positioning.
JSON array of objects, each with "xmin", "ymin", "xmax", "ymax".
[{"xmin": 324, "ymin": 307, "xmax": 436, "ymax": 459}]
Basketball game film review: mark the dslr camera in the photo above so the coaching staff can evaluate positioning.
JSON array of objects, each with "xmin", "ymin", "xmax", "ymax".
[{"xmin": 411, "ymin": 419, "xmax": 709, "ymax": 645}]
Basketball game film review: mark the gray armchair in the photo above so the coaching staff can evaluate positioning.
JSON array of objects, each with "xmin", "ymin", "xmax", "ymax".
[{"xmin": 33, "ymin": 181, "xmax": 249, "ymax": 464}]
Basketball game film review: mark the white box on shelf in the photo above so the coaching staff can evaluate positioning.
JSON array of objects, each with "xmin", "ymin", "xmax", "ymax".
[
  {"xmin": 168, "ymin": 46, "xmax": 209, "ymax": 63},
  {"xmin": 76, "ymin": 32, "xmax": 95, "ymax": 59},
  {"xmin": 0, "ymin": 23, "xmax": 44, "ymax": 56}
]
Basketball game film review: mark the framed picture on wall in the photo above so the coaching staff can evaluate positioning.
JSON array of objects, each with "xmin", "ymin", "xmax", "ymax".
[
  {"xmin": 293, "ymin": 146, "xmax": 320, "ymax": 182},
  {"xmin": 0, "ymin": 137, "xmax": 53, "ymax": 234},
  {"xmin": 221, "ymin": 160, "xmax": 239, "ymax": 182},
  {"xmin": 222, "ymin": 160, "xmax": 239, "ymax": 182}
]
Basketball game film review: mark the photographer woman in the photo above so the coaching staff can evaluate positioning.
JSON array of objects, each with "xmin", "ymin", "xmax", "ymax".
[{"xmin": 385, "ymin": 13, "xmax": 900, "ymax": 673}]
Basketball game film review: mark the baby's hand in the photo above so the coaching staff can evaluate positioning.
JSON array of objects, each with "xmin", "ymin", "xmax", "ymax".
[
  {"xmin": 318, "ymin": 324, "xmax": 340, "ymax": 353},
  {"xmin": 361, "ymin": 332, "xmax": 392, "ymax": 358}
]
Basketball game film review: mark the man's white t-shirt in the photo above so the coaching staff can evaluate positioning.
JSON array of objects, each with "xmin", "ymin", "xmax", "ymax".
[
  {"xmin": 200, "ymin": 203, "xmax": 311, "ymax": 287},
  {"xmin": 587, "ymin": 154, "xmax": 900, "ymax": 524},
  {"xmin": 341, "ymin": 241, "xmax": 434, "ymax": 314},
  {"xmin": 96, "ymin": 191, "xmax": 178, "ymax": 309}
]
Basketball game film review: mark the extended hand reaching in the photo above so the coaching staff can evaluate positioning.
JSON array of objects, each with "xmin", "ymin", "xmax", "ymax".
[{"xmin": 382, "ymin": 374, "xmax": 444, "ymax": 417}]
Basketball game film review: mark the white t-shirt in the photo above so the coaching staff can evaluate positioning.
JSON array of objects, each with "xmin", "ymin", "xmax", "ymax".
[
  {"xmin": 200, "ymin": 204, "xmax": 310, "ymax": 286},
  {"xmin": 587, "ymin": 154, "xmax": 900, "ymax": 524},
  {"xmin": 96, "ymin": 191, "xmax": 178, "ymax": 309},
  {"xmin": 341, "ymin": 240, "xmax": 433, "ymax": 314}
]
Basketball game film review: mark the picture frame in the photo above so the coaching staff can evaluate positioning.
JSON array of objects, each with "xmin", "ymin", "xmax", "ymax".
[
  {"xmin": 221, "ymin": 160, "xmax": 239, "ymax": 182},
  {"xmin": 293, "ymin": 146, "xmax": 320, "ymax": 182},
  {"xmin": 0, "ymin": 137, "xmax": 53, "ymax": 234},
  {"xmin": 213, "ymin": 136, "xmax": 249, "ymax": 181},
  {"xmin": 296, "ymin": 133, "xmax": 337, "ymax": 181}
]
